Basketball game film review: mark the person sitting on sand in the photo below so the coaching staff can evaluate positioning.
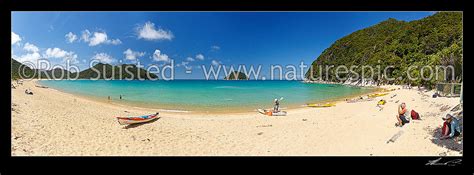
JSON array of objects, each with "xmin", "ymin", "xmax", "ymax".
[
  {"xmin": 273, "ymin": 98, "xmax": 280, "ymax": 112},
  {"xmin": 395, "ymin": 102, "xmax": 409, "ymax": 127},
  {"xmin": 25, "ymin": 89, "xmax": 33, "ymax": 95},
  {"xmin": 441, "ymin": 114, "xmax": 462, "ymax": 140}
]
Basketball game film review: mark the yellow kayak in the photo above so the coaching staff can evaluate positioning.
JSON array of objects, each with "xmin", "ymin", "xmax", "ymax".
[
  {"xmin": 381, "ymin": 88, "xmax": 396, "ymax": 92},
  {"xmin": 368, "ymin": 93, "xmax": 389, "ymax": 98},
  {"xmin": 307, "ymin": 103, "xmax": 336, "ymax": 108}
]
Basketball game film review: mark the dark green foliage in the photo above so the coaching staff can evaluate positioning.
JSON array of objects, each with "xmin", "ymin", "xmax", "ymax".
[
  {"xmin": 306, "ymin": 12, "xmax": 463, "ymax": 87},
  {"xmin": 225, "ymin": 71, "xmax": 248, "ymax": 80},
  {"xmin": 11, "ymin": 58, "xmax": 68, "ymax": 79},
  {"xmin": 73, "ymin": 63, "xmax": 158, "ymax": 80},
  {"xmin": 11, "ymin": 59, "xmax": 159, "ymax": 80},
  {"xmin": 11, "ymin": 58, "xmax": 34, "ymax": 80}
]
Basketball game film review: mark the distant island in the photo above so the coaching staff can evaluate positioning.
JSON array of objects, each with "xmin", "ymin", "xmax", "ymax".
[
  {"xmin": 305, "ymin": 12, "xmax": 462, "ymax": 88},
  {"xmin": 224, "ymin": 71, "xmax": 248, "ymax": 80},
  {"xmin": 11, "ymin": 58, "xmax": 158, "ymax": 80}
]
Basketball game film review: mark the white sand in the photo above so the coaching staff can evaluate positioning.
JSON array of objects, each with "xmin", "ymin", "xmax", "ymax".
[{"xmin": 11, "ymin": 80, "xmax": 462, "ymax": 156}]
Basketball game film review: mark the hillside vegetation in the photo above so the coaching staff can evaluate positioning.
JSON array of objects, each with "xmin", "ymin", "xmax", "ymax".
[
  {"xmin": 11, "ymin": 59, "xmax": 158, "ymax": 80},
  {"xmin": 306, "ymin": 12, "xmax": 462, "ymax": 87}
]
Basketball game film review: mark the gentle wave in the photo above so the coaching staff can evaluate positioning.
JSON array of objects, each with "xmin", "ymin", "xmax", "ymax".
[
  {"xmin": 214, "ymin": 86, "xmax": 248, "ymax": 89},
  {"xmin": 159, "ymin": 109, "xmax": 191, "ymax": 113}
]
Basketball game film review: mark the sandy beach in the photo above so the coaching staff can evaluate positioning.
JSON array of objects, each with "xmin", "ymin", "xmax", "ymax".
[{"xmin": 11, "ymin": 80, "xmax": 462, "ymax": 156}]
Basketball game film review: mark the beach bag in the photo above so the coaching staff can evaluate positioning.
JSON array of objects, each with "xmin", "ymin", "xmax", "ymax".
[
  {"xmin": 442, "ymin": 122, "xmax": 450, "ymax": 136},
  {"xmin": 410, "ymin": 110, "xmax": 420, "ymax": 120},
  {"xmin": 378, "ymin": 100, "xmax": 386, "ymax": 105}
]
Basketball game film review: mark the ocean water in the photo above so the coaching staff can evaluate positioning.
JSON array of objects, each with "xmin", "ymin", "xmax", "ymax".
[{"xmin": 39, "ymin": 80, "xmax": 375, "ymax": 112}]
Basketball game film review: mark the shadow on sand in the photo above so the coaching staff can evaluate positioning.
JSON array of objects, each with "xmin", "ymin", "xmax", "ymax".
[
  {"xmin": 123, "ymin": 117, "xmax": 161, "ymax": 129},
  {"xmin": 430, "ymin": 127, "xmax": 463, "ymax": 152}
]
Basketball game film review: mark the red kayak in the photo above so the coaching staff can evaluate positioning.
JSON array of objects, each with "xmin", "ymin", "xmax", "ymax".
[{"xmin": 117, "ymin": 112, "xmax": 159, "ymax": 125}]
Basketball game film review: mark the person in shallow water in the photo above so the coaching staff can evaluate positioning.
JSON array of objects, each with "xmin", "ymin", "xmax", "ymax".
[
  {"xmin": 395, "ymin": 102, "xmax": 409, "ymax": 127},
  {"xmin": 273, "ymin": 98, "xmax": 280, "ymax": 112}
]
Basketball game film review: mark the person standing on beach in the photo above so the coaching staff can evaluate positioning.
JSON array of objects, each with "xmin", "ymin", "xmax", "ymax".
[
  {"xmin": 395, "ymin": 102, "xmax": 409, "ymax": 127},
  {"xmin": 108, "ymin": 96, "xmax": 111, "ymax": 100},
  {"xmin": 273, "ymin": 98, "xmax": 280, "ymax": 112}
]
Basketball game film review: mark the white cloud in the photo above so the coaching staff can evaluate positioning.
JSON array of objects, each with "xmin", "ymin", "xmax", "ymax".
[
  {"xmin": 81, "ymin": 30, "xmax": 91, "ymax": 42},
  {"xmin": 88, "ymin": 32, "xmax": 108, "ymax": 46},
  {"xmin": 177, "ymin": 61, "xmax": 191, "ymax": 69},
  {"xmin": 44, "ymin": 47, "xmax": 79, "ymax": 64},
  {"xmin": 123, "ymin": 48, "xmax": 145, "ymax": 60},
  {"xmin": 186, "ymin": 57, "xmax": 195, "ymax": 62},
  {"xmin": 23, "ymin": 43, "xmax": 39, "ymax": 53},
  {"xmin": 181, "ymin": 61, "xmax": 189, "ymax": 66},
  {"xmin": 13, "ymin": 52, "xmax": 41, "ymax": 64},
  {"xmin": 107, "ymin": 39, "xmax": 122, "ymax": 45},
  {"xmin": 195, "ymin": 54, "xmax": 204, "ymax": 60},
  {"xmin": 184, "ymin": 54, "xmax": 203, "ymax": 63},
  {"xmin": 152, "ymin": 49, "xmax": 170, "ymax": 62},
  {"xmin": 44, "ymin": 48, "xmax": 69, "ymax": 58},
  {"xmin": 92, "ymin": 53, "xmax": 116, "ymax": 64},
  {"xmin": 137, "ymin": 21, "xmax": 173, "ymax": 41},
  {"xmin": 80, "ymin": 30, "xmax": 121, "ymax": 46},
  {"xmin": 12, "ymin": 41, "xmax": 42, "ymax": 68},
  {"xmin": 211, "ymin": 45, "xmax": 220, "ymax": 51},
  {"xmin": 65, "ymin": 32, "xmax": 78, "ymax": 43},
  {"xmin": 13, "ymin": 42, "xmax": 80, "ymax": 67},
  {"xmin": 211, "ymin": 60, "xmax": 222, "ymax": 66},
  {"xmin": 12, "ymin": 32, "xmax": 21, "ymax": 45},
  {"xmin": 49, "ymin": 25, "xmax": 55, "ymax": 32}
]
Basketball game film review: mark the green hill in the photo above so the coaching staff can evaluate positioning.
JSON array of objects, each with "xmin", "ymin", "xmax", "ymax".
[
  {"xmin": 11, "ymin": 58, "xmax": 35, "ymax": 79},
  {"xmin": 75, "ymin": 63, "xmax": 159, "ymax": 80},
  {"xmin": 305, "ymin": 12, "xmax": 462, "ymax": 87},
  {"xmin": 11, "ymin": 59, "xmax": 158, "ymax": 80}
]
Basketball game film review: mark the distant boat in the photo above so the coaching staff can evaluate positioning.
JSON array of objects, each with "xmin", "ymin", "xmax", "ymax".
[{"xmin": 116, "ymin": 112, "xmax": 159, "ymax": 125}]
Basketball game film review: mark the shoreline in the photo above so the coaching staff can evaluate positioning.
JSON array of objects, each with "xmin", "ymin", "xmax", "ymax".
[
  {"xmin": 12, "ymin": 79, "xmax": 462, "ymax": 156},
  {"xmin": 35, "ymin": 79, "xmax": 381, "ymax": 114}
]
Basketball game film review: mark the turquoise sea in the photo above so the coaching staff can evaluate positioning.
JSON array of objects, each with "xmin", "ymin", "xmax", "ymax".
[{"xmin": 39, "ymin": 80, "xmax": 375, "ymax": 112}]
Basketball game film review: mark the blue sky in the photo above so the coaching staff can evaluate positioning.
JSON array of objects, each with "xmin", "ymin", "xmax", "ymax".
[{"xmin": 11, "ymin": 12, "xmax": 434, "ymax": 79}]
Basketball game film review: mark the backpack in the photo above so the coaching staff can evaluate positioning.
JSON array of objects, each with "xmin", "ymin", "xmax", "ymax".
[
  {"xmin": 442, "ymin": 121, "xmax": 450, "ymax": 136},
  {"xmin": 410, "ymin": 110, "xmax": 421, "ymax": 120}
]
